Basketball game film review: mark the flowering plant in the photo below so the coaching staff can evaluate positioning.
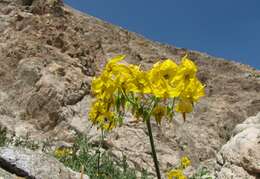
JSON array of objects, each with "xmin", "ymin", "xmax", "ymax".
[
  {"xmin": 88, "ymin": 55, "xmax": 205, "ymax": 178},
  {"xmin": 167, "ymin": 156, "xmax": 191, "ymax": 179}
]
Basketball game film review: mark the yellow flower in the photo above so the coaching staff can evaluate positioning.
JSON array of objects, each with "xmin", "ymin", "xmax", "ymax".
[
  {"xmin": 181, "ymin": 156, "xmax": 191, "ymax": 169},
  {"xmin": 166, "ymin": 156, "xmax": 191, "ymax": 179},
  {"xmin": 148, "ymin": 59, "xmax": 180, "ymax": 98},
  {"xmin": 92, "ymin": 55, "xmax": 128, "ymax": 100},
  {"xmin": 152, "ymin": 105, "xmax": 166, "ymax": 125},
  {"xmin": 179, "ymin": 78, "xmax": 205, "ymax": 102},
  {"xmin": 88, "ymin": 100, "xmax": 117, "ymax": 130},
  {"xmin": 174, "ymin": 78, "xmax": 205, "ymax": 120},
  {"xmin": 170, "ymin": 55, "xmax": 198, "ymax": 96},
  {"xmin": 54, "ymin": 147, "xmax": 73, "ymax": 158},
  {"xmin": 97, "ymin": 111, "xmax": 116, "ymax": 131},
  {"xmin": 89, "ymin": 55, "xmax": 205, "ymax": 131},
  {"xmin": 125, "ymin": 65, "xmax": 152, "ymax": 94},
  {"xmin": 149, "ymin": 59, "xmax": 178, "ymax": 81},
  {"xmin": 91, "ymin": 72, "xmax": 117, "ymax": 101},
  {"xmin": 179, "ymin": 55, "xmax": 197, "ymax": 78},
  {"xmin": 169, "ymin": 55, "xmax": 204, "ymax": 119},
  {"xmin": 167, "ymin": 169, "xmax": 187, "ymax": 179},
  {"xmin": 88, "ymin": 100, "xmax": 107, "ymax": 123},
  {"xmin": 105, "ymin": 55, "xmax": 126, "ymax": 72},
  {"xmin": 111, "ymin": 63, "xmax": 136, "ymax": 90}
]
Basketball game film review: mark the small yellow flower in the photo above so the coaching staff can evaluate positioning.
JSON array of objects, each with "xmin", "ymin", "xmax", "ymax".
[
  {"xmin": 179, "ymin": 55, "xmax": 198, "ymax": 78},
  {"xmin": 126, "ymin": 66, "xmax": 152, "ymax": 94},
  {"xmin": 166, "ymin": 156, "xmax": 191, "ymax": 179},
  {"xmin": 54, "ymin": 147, "xmax": 73, "ymax": 158},
  {"xmin": 181, "ymin": 156, "xmax": 191, "ymax": 169},
  {"xmin": 148, "ymin": 59, "xmax": 180, "ymax": 98},
  {"xmin": 179, "ymin": 78, "xmax": 205, "ymax": 102},
  {"xmin": 149, "ymin": 59, "xmax": 178, "ymax": 81},
  {"xmin": 91, "ymin": 72, "xmax": 117, "ymax": 101},
  {"xmin": 88, "ymin": 100, "xmax": 117, "ymax": 131},
  {"xmin": 170, "ymin": 55, "xmax": 199, "ymax": 97},
  {"xmin": 167, "ymin": 169, "xmax": 187, "ymax": 179},
  {"xmin": 105, "ymin": 55, "xmax": 126, "ymax": 72}
]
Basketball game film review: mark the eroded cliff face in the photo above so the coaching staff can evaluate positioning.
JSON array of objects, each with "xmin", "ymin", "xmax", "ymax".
[{"xmin": 0, "ymin": 0, "xmax": 260, "ymax": 176}]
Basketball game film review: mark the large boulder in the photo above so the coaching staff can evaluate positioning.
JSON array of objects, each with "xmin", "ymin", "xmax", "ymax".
[
  {"xmin": 216, "ymin": 112, "xmax": 260, "ymax": 178},
  {"xmin": 0, "ymin": 147, "xmax": 89, "ymax": 179}
]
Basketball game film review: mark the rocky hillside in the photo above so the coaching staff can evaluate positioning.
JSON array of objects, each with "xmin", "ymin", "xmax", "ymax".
[{"xmin": 0, "ymin": 0, "xmax": 260, "ymax": 178}]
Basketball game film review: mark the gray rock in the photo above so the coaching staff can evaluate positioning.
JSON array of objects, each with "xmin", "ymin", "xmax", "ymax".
[
  {"xmin": 17, "ymin": 57, "xmax": 44, "ymax": 86},
  {"xmin": 217, "ymin": 164, "xmax": 255, "ymax": 179},
  {"xmin": 216, "ymin": 112, "xmax": 260, "ymax": 178},
  {"xmin": 0, "ymin": 147, "xmax": 89, "ymax": 179},
  {"xmin": 0, "ymin": 167, "xmax": 17, "ymax": 179}
]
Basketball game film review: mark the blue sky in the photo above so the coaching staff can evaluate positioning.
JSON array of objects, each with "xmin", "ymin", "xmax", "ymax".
[{"xmin": 64, "ymin": 0, "xmax": 260, "ymax": 69}]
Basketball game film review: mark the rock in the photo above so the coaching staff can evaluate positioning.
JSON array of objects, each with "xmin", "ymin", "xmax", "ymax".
[
  {"xmin": 17, "ymin": 57, "xmax": 44, "ymax": 86},
  {"xmin": 0, "ymin": 147, "xmax": 89, "ymax": 179},
  {"xmin": 233, "ymin": 112, "xmax": 260, "ymax": 135},
  {"xmin": 216, "ymin": 112, "xmax": 260, "ymax": 178},
  {"xmin": 217, "ymin": 164, "xmax": 255, "ymax": 179},
  {"xmin": 19, "ymin": 0, "xmax": 64, "ymax": 16},
  {"xmin": 0, "ymin": 167, "xmax": 17, "ymax": 179}
]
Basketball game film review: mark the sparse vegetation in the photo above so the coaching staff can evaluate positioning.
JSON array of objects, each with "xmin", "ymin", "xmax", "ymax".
[
  {"xmin": 166, "ymin": 157, "xmax": 214, "ymax": 179},
  {"xmin": 0, "ymin": 127, "xmax": 39, "ymax": 150},
  {"xmin": 54, "ymin": 135, "xmax": 150, "ymax": 179},
  {"xmin": 12, "ymin": 136, "xmax": 40, "ymax": 150},
  {"xmin": 0, "ymin": 127, "xmax": 8, "ymax": 147},
  {"xmin": 1, "ymin": 127, "xmax": 149, "ymax": 178},
  {"xmin": 167, "ymin": 156, "xmax": 190, "ymax": 179}
]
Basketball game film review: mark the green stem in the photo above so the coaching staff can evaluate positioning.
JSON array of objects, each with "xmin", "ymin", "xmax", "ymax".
[
  {"xmin": 97, "ymin": 151, "xmax": 100, "ymax": 173},
  {"xmin": 121, "ymin": 89, "xmax": 136, "ymax": 105},
  {"xmin": 146, "ymin": 117, "xmax": 161, "ymax": 179},
  {"xmin": 97, "ymin": 129, "xmax": 104, "ymax": 174}
]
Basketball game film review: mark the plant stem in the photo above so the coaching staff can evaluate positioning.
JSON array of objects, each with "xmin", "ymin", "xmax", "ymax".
[
  {"xmin": 146, "ymin": 117, "xmax": 161, "ymax": 179},
  {"xmin": 97, "ymin": 129, "xmax": 104, "ymax": 175}
]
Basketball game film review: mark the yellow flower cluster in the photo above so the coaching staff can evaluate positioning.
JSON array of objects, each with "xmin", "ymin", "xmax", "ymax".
[
  {"xmin": 89, "ymin": 55, "xmax": 205, "ymax": 130},
  {"xmin": 167, "ymin": 156, "xmax": 191, "ymax": 179},
  {"xmin": 54, "ymin": 147, "xmax": 73, "ymax": 158},
  {"xmin": 167, "ymin": 169, "xmax": 187, "ymax": 179},
  {"xmin": 181, "ymin": 156, "xmax": 191, "ymax": 169}
]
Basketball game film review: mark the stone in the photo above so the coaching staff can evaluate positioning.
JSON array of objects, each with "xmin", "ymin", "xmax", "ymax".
[
  {"xmin": 217, "ymin": 165, "xmax": 255, "ymax": 179},
  {"xmin": 0, "ymin": 147, "xmax": 89, "ymax": 179},
  {"xmin": 17, "ymin": 57, "xmax": 44, "ymax": 86},
  {"xmin": 216, "ymin": 112, "xmax": 260, "ymax": 178},
  {"xmin": 0, "ymin": 167, "xmax": 17, "ymax": 179}
]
